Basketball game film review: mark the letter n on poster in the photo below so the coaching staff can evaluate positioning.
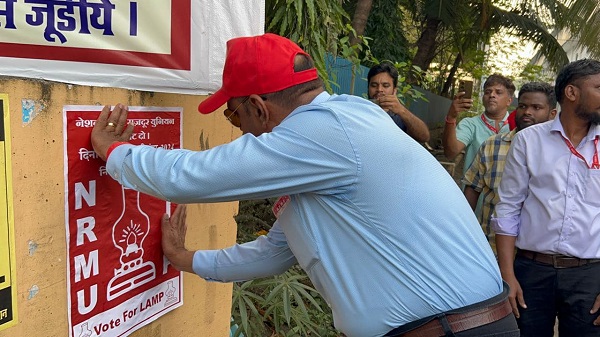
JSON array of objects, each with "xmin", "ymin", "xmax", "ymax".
[{"xmin": 63, "ymin": 106, "xmax": 183, "ymax": 337}]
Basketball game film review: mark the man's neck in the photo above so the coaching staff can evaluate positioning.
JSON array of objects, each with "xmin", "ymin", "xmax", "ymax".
[
  {"xmin": 484, "ymin": 110, "xmax": 506, "ymax": 122},
  {"xmin": 560, "ymin": 111, "xmax": 590, "ymax": 147}
]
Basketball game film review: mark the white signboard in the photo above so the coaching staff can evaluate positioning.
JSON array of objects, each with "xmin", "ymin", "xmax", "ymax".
[{"xmin": 0, "ymin": 1, "xmax": 265, "ymax": 94}]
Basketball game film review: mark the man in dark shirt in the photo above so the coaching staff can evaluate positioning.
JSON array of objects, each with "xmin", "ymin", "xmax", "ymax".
[{"xmin": 367, "ymin": 62, "xmax": 430, "ymax": 143}]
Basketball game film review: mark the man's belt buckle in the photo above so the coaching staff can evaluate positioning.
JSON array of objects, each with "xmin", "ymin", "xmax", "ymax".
[{"xmin": 552, "ymin": 255, "xmax": 577, "ymax": 268}]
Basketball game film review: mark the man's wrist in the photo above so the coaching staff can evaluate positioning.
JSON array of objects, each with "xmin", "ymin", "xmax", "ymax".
[
  {"xmin": 106, "ymin": 141, "xmax": 130, "ymax": 160},
  {"xmin": 445, "ymin": 115, "xmax": 457, "ymax": 125},
  {"xmin": 165, "ymin": 248, "xmax": 195, "ymax": 273}
]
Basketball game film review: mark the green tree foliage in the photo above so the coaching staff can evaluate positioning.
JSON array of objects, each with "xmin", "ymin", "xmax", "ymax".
[
  {"xmin": 265, "ymin": 0, "xmax": 358, "ymax": 92},
  {"xmin": 402, "ymin": 0, "xmax": 600, "ymax": 95},
  {"xmin": 344, "ymin": 0, "xmax": 411, "ymax": 65}
]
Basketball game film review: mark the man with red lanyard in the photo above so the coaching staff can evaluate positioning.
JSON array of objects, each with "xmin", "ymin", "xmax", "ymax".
[
  {"xmin": 493, "ymin": 59, "xmax": 600, "ymax": 336},
  {"xmin": 442, "ymin": 74, "xmax": 515, "ymax": 176}
]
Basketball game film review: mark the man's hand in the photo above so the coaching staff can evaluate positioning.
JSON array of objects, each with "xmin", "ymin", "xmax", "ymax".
[
  {"xmin": 161, "ymin": 204, "xmax": 195, "ymax": 273},
  {"xmin": 590, "ymin": 293, "xmax": 600, "ymax": 325},
  {"xmin": 91, "ymin": 104, "xmax": 135, "ymax": 161},
  {"xmin": 447, "ymin": 92, "xmax": 474, "ymax": 120},
  {"xmin": 504, "ymin": 274, "xmax": 526, "ymax": 318},
  {"xmin": 377, "ymin": 95, "xmax": 431, "ymax": 142},
  {"xmin": 377, "ymin": 95, "xmax": 406, "ymax": 116}
]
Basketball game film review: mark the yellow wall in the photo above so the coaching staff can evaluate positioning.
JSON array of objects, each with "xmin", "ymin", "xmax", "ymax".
[{"xmin": 0, "ymin": 77, "xmax": 239, "ymax": 337}]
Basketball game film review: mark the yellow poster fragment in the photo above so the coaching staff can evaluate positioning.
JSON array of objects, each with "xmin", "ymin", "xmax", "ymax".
[{"xmin": 0, "ymin": 94, "xmax": 17, "ymax": 331}]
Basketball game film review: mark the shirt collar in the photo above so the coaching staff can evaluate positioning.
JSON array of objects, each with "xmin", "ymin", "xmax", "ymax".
[
  {"xmin": 310, "ymin": 91, "xmax": 332, "ymax": 105},
  {"xmin": 550, "ymin": 113, "xmax": 600, "ymax": 141},
  {"xmin": 501, "ymin": 129, "xmax": 517, "ymax": 142},
  {"xmin": 482, "ymin": 111, "xmax": 509, "ymax": 122}
]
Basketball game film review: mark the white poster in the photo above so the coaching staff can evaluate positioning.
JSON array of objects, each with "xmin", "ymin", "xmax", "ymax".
[{"xmin": 0, "ymin": 1, "xmax": 265, "ymax": 94}]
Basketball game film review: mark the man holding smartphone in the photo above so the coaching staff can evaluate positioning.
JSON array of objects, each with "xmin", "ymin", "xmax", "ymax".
[
  {"xmin": 367, "ymin": 62, "xmax": 430, "ymax": 143},
  {"xmin": 442, "ymin": 74, "xmax": 515, "ymax": 176}
]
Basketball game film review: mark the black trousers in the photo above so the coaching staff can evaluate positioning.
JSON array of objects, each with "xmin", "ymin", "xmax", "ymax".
[
  {"xmin": 515, "ymin": 255, "xmax": 600, "ymax": 337},
  {"xmin": 385, "ymin": 282, "xmax": 519, "ymax": 337}
]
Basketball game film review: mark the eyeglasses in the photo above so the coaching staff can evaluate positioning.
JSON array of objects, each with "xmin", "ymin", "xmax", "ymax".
[{"xmin": 223, "ymin": 97, "xmax": 249, "ymax": 128}]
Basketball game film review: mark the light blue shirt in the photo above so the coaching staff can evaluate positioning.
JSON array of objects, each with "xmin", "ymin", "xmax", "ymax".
[
  {"xmin": 107, "ymin": 92, "xmax": 503, "ymax": 337},
  {"xmin": 492, "ymin": 116, "xmax": 600, "ymax": 258},
  {"xmin": 456, "ymin": 113, "xmax": 510, "ymax": 175}
]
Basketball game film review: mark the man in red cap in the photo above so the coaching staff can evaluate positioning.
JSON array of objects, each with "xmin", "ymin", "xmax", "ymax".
[{"xmin": 91, "ymin": 33, "xmax": 518, "ymax": 337}]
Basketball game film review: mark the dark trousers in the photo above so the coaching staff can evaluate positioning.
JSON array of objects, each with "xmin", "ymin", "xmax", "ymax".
[
  {"xmin": 385, "ymin": 282, "xmax": 519, "ymax": 337},
  {"xmin": 514, "ymin": 255, "xmax": 600, "ymax": 337}
]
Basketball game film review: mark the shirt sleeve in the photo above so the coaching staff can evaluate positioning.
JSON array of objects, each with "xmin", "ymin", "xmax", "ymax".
[
  {"xmin": 491, "ymin": 132, "xmax": 528, "ymax": 236},
  {"xmin": 455, "ymin": 117, "xmax": 475, "ymax": 148},
  {"xmin": 105, "ymin": 113, "xmax": 358, "ymax": 204},
  {"xmin": 462, "ymin": 141, "xmax": 486, "ymax": 191},
  {"xmin": 192, "ymin": 220, "xmax": 297, "ymax": 282},
  {"xmin": 389, "ymin": 113, "xmax": 407, "ymax": 132}
]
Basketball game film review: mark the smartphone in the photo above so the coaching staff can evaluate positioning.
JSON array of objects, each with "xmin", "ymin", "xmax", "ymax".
[{"xmin": 458, "ymin": 80, "xmax": 474, "ymax": 99}]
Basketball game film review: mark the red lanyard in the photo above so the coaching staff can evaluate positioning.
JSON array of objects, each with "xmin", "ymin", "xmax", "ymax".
[
  {"xmin": 561, "ymin": 135, "xmax": 600, "ymax": 169},
  {"xmin": 481, "ymin": 114, "xmax": 506, "ymax": 134}
]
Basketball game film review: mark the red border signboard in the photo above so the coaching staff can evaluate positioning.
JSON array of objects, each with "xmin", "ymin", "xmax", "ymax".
[
  {"xmin": 0, "ymin": 1, "xmax": 266, "ymax": 94},
  {"xmin": 63, "ymin": 106, "xmax": 183, "ymax": 337},
  {"xmin": 0, "ymin": 1, "xmax": 191, "ymax": 70}
]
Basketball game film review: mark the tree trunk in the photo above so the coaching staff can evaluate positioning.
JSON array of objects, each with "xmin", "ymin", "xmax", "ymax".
[
  {"xmin": 412, "ymin": 17, "xmax": 442, "ymax": 72},
  {"xmin": 349, "ymin": 0, "xmax": 373, "ymax": 46},
  {"xmin": 441, "ymin": 53, "xmax": 463, "ymax": 97}
]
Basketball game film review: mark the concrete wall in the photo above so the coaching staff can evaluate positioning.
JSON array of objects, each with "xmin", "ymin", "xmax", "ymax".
[{"xmin": 0, "ymin": 77, "xmax": 238, "ymax": 337}]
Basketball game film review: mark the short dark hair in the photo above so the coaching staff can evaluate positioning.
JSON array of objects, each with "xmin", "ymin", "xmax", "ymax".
[
  {"xmin": 483, "ymin": 74, "xmax": 515, "ymax": 96},
  {"xmin": 262, "ymin": 54, "xmax": 323, "ymax": 108},
  {"xmin": 367, "ymin": 62, "xmax": 399, "ymax": 88},
  {"xmin": 555, "ymin": 59, "xmax": 600, "ymax": 103},
  {"xmin": 519, "ymin": 82, "xmax": 557, "ymax": 109}
]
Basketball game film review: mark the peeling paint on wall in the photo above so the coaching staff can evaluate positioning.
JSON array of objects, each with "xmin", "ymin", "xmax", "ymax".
[
  {"xmin": 21, "ymin": 99, "xmax": 45, "ymax": 124},
  {"xmin": 27, "ymin": 285, "xmax": 39, "ymax": 300},
  {"xmin": 27, "ymin": 240, "xmax": 38, "ymax": 256}
]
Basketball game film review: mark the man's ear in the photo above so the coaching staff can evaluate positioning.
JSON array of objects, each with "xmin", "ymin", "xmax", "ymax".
[
  {"xmin": 248, "ymin": 94, "xmax": 270, "ymax": 125},
  {"xmin": 564, "ymin": 84, "xmax": 579, "ymax": 102},
  {"xmin": 550, "ymin": 109, "xmax": 557, "ymax": 119}
]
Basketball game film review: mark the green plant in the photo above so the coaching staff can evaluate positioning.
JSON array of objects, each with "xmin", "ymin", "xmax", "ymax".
[
  {"xmin": 394, "ymin": 62, "xmax": 429, "ymax": 105},
  {"xmin": 231, "ymin": 199, "xmax": 339, "ymax": 336},
  {"xmin": 231, "ymin": 267, "xmax": 338, "ymax": 337}
]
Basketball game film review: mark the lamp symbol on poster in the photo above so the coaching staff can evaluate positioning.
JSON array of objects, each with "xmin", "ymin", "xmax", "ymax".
[
  {"xmin": 107, "ymin": 187, "xmax": 156, "ymax": 300},
  {"xmin": 164, "ymin": 280, "xmax": 178, "ymax": 306},
  {"xmin": 77, "ymin": 322, "xmax": 92, "ymax": 337}
]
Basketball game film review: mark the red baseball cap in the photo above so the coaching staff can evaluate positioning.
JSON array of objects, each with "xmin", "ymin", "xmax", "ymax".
[{"xmin": 198, "ymin": 33, "xmax": 318, "ymax": 114}]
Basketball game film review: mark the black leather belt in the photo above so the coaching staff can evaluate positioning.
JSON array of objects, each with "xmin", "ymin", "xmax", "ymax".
[{"xmin": 517, "ymin": 249, "xmax": 600, "ymax": 268}]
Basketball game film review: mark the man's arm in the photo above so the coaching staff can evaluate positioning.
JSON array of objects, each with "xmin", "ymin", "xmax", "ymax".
[
  {"xmin": 464, "ymin": 186, "xmax": 480, "ymax": 211},
  {"xmin": 94, "ymin": 103, "xmax": 358, "ymax": 204},
  {"xmin": 378, "ymin": 95, "xmax": 430, "ymax": 143},
  {"xmin": 442, "ymin": 92, "xmax": 472, "ymax": 160},
  {"xmin": 491, "ymin": 132, "xmax": 531, "ymax": 318},
  {"xmin": 162, "ymin": 204, "xmax": 297, "ymax": 282},
  {"xmin": 496, "ymin": 234, "xmax": 525, "ymax": 318},
  {"xmin": 462, "ymin": 145, "xmax": 486, "ymax": 211}
]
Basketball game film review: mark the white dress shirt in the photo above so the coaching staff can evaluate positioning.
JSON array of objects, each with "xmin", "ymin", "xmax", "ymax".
[{"xmin": 492, "ymin": 116, "xmax": 600, "ymax": 258}]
